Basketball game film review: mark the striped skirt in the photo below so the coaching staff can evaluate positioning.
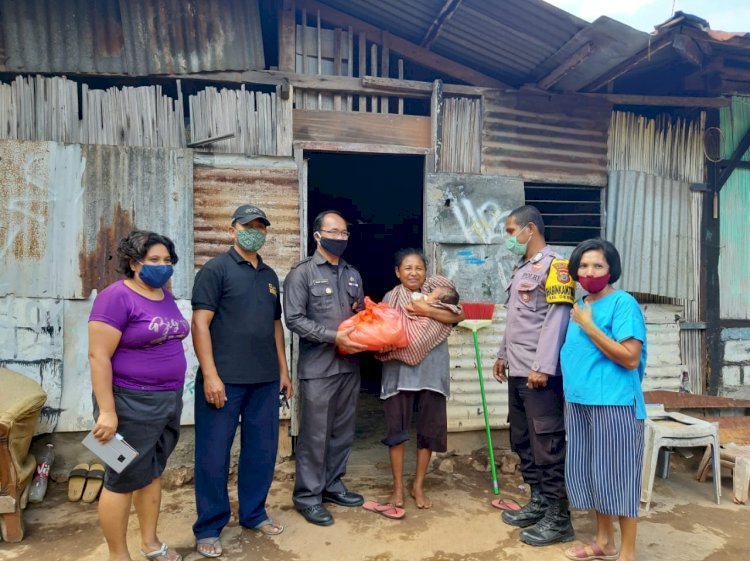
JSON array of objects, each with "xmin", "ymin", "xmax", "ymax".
[{"xmin": 565, "ymin": 402, "xmax": 645, "ymax": 518}]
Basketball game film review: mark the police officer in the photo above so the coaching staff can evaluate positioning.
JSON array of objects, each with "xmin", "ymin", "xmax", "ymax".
[
  {"xmin": 493, "ymin": 205, "xmax": 575, "ymax": 546},
  {"xmin": 284, "ymin": 210, "xmax": 367, "ymax": 526}
]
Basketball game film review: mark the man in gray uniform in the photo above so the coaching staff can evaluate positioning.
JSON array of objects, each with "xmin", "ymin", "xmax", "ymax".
[
  {"xmin": 493, "ymin": 205, "xmax": 575, "ymax": 546},
  {"xmin": 284, "ymin": 210, "xmax": 367, "ymax": 526}
]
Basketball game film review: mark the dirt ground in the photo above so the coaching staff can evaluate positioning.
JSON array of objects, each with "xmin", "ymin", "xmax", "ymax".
[
  {"xmin": 2, "ymin": 392, "xmax": 749, "ymax": 561},
  {"xmin": 2, "ymin": 446, "xmax": 749, "ymax": 561}
]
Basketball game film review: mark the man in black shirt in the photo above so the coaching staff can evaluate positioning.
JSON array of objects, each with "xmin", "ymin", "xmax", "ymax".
[
  {"xmin": 284, "ymin": 210, "xmax": 366, "ymax": 526},
  {"xmin": 191, "ymin": 204, "xmax": 292, "ymax": 557}
]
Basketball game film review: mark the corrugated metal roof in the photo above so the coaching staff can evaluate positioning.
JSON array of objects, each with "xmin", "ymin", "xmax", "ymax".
[
  {"xmin": 0, "ymin": 0, "xmax": 265, "ymax": 75},
  {"xmin": 607, "ymin": 171, "xmax": 694, "ymax": 300},
  {"xmin": 193, "ymin": 154, "xmax": 301, "ymax": 281},
  {"xmin": 316, "ymin": 0, "xmax": 648, "ymax": 90},
  {"xmin": 719, "ymin": 97, "xmax": 750, "ymax": 320},
  {"xmin": 0, "ymin": 139, "xmax": 194, "ymax": 299},
  {"xmin": 483, "ymin": 92, "xmax": 611, "ymax": 186}
]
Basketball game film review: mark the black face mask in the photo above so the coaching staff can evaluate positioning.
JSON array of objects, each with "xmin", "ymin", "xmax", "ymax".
[{"xmin": 319, "ymin": 236, "xmax": 347, "ymax": 257}]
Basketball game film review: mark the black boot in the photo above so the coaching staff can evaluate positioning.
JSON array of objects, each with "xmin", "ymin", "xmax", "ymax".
[
  {"xmin": 519, "ymin": 498, "xmax": 575, "ymax": 546},
  {"xmin": 501, "ymin": 486, "xmax": 549, "ymax": 528}
]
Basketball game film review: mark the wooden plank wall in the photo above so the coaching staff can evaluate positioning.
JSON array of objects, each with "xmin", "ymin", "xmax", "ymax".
[
  {"xmin": 0, "ymin": 75, "xmax": 185, "ymax": 147},
  {"xmin": 441, "ymin": 96, "xmax": 482, "ymax": 173},
  {"xmin": 294, "ymin": 9, "xmax": 406, "ymax": 114},
  {"xmin": 483, "ymin": 91, "xmax": 612, "ymax": 186},
  {"xmin": 189, "ymin": 86, "xmax": 278, "ymax": 156}
]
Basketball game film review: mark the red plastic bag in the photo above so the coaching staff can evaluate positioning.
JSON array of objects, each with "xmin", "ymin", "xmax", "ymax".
[{"xmin": 338, "ymin": 297, "xmax": 409, "ymax": 353}]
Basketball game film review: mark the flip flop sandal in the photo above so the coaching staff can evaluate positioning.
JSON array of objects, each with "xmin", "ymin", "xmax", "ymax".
[
  {"xmin": 251, "ymin": 518, "xmax": 284, "ymax": 535},
  {"xmin": 81, "ymin": 463, "xmax": 105, "ymax": 503},
  {"xmin": 196, "ymin": 537, "xmax": 222, "ymax": 558},
  {"xmin": 362, "ymin": 500, "xmax": 406, "ymax": 520},
  {"xmin": 67, "ymin": 463, "xmax": 90, "ymax": 502},
  {"xmin": 564, "ymin": 542, "xmax": 620, "ymax": 561},
  {"xmin": 490, "ymin": 497, "xmax": 521, "ymax": 511},
  {"xmin": 141, "ymin": 542, "xmax": 182, "ymax": 561}
]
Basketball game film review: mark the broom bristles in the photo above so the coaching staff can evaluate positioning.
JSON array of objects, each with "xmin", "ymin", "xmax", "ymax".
[{"xmin": 462, "ymin": 302, "xmax": 495, "ymax": 320}]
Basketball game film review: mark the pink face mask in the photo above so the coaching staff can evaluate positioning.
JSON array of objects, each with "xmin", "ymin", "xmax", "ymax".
[{"xmin": 579, "ymin": 273, "xmax": 610, "ymax": 294}]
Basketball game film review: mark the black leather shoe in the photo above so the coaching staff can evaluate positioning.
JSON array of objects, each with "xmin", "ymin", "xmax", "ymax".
[
  {"xmin": 501, "ymin": 486, "xmax": 549, "ymax": 528},
  {"xmin": 519, "ymin": 499, "xmax": 575, "ymax": 546},
  {"xmin": 299, "ymin": 504, "xmax": 334, "ymax": 526},
  {"xmin": 322, "ymin": 490, "xmax": 365, "ymax": 507}
]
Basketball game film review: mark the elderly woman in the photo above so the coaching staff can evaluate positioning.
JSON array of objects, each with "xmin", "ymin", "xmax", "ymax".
[
  {"xmin": 376, "ymin": 249, "xmax": 463, "ymax": 510},
  {"xmin": 88, "ymin": 230, "xmax": 189, "ymax": 561},
  {"xmin": 560, "ymin": 239, "xmax": 647, "ymax": 561}
]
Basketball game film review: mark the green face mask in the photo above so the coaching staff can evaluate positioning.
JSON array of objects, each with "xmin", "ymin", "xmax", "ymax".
[
  {"xmin": 505, "ymin": 225, "xmax": 530, "ymax": 256},
  {"xmin": 236, "ymin": 228, "xmax": 266, "ymax": 252}
]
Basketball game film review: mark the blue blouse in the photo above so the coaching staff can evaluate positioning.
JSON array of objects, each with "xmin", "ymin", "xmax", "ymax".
[{"xmin": 560, "ymin": 290, "xmax": 648, "ymax": 420}]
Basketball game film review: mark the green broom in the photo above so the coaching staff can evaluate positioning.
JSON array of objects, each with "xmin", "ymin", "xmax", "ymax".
[{"xmin": 458, "ymin": 303, "xmax": 498, "ymax": 495}]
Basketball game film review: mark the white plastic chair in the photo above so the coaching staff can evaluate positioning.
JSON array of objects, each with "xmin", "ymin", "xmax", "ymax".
[{"xmin": 641, "ymin": 409, "xmax": 721, "ymax": 511}]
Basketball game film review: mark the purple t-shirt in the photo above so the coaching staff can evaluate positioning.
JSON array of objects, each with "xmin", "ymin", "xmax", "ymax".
[{"xmin": 89, "ymin": 280, "xmax": 190, "ymax": 391}]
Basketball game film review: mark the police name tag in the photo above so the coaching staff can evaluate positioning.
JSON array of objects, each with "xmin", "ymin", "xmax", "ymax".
[{"xmin": 82, "ymin": 431, "xmax": 139, "ymax": 473}]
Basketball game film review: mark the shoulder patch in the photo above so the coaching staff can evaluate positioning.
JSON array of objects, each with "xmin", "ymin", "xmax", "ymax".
[{"xmin": 545, "ymin": 258, "xmax": 576, "ymax": 305}]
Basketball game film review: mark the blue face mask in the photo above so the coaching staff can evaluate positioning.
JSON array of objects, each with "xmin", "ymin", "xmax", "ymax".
[{"xmin": 138, "ymin": 263, "xmax": 174, "ymax": 288}]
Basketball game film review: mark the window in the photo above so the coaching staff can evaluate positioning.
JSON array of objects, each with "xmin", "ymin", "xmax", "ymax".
[{"xmin": 524, "ymin": 183, "xmax": 602, "ymax": 246}]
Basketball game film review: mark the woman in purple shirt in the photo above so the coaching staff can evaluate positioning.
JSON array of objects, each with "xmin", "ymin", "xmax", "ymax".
[{"xmin": 89, "ymin": 230, "xmax": 189, "ymax": 561}]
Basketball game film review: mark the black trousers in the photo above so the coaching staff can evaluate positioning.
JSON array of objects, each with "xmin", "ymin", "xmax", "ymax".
[{"xmin": 507, "ymin": 376, "xmax": 567, "ymax": 501}]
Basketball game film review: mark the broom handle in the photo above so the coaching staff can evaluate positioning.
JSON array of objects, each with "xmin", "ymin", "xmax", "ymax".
[{"xmin": 473, "ymin": 329, "xmax": 499, "ymax": 495}]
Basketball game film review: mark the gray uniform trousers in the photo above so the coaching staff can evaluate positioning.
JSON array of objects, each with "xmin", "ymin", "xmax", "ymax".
[{"xmin": 293, "ymin": 371, "xmax": 361, "ymax": 509}]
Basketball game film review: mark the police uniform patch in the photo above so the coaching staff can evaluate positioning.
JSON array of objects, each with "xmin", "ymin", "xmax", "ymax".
[
  {"xmin": 545, "ymin": 258, "xmax": 575, "ymax": 305},
  {"xmin": 520, "ymin": 291, "xmax": 532, "ymax": 303},
  {"xmin": 325, "ymin": 287, "xmax": 333, "ymax": 295},
  {"xmin": 268, "ymin": 283, "xmax": 277, "ymax": 296}
]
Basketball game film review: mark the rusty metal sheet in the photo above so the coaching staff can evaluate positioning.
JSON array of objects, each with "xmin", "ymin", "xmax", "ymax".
[
  {"xmin": 425, "ymin": 173, "xmax": 524, "ymax": 244},
  {"xmin": 482, "ymin": 92, "xmax": 611, "ymax": 186},
  {"xmin": 193, "ymin": 153, "xmax": 300, "ymax": 281},
  {"xmin": 0, "ymin": 141, "xmax": 85, "ymax": 299},
  {"xmin": 79, "ymin": 144, "xmax": 194, "ymax": 299},
  {"xmin": 0, "ymin": 140, "xmax": 193, "ymax": 299},
  {"xmin": 0, "ymin": 0, "xmax": 265, "ymax": 75}
]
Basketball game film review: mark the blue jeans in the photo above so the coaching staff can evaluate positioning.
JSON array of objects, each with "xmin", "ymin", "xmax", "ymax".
[{"xmin": 193, "ymin": 381, "xmax": 279, "ymax": 539}]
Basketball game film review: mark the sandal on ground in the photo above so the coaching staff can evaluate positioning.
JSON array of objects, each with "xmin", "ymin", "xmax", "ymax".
[
  {"xmin": 196, "ymin": 537, "xmax": 222, "ymax": 558},
  {"xmin": 251, "ymin": 518, "xmax": 285, "ymax": 535},
  {"xmin": 140, "ymin": 543, "xmax": 182, "ymax": 561},
  {"xmin": 81, "ymin": 464, "xmax": 105, "ymax": 503},
  {"xmin": 565, "ymin": 542, "xmax": 619, "ymax": 561},
  {"xmin": 67, "ymin": 463, "xmax": 90, "ymax": 502}
]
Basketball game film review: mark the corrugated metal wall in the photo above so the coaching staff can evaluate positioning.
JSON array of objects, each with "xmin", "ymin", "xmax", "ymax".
[
  {"xmin": 719, "ymin": 96, "xmax": 750, "ymax": 320},
  {"xmin": 447, "ymin": 303, "xmax": 684, "ymax": 432},
  {"xmin": 606, "ymin": 171, "xmax": 694, "ymax": 299},
  {"xmin": 193, "ymin": 154, "xmax": 300, "ymax": 281},
  {"xmin": 482, "ymin": 92, "xmax": 611, "ymax": 186},
  {"xmin": 0, "ymin": 140, "xmax": 194, "ymax": 299},
  {"xmin": 0, "ymin": 0, "xmax": 265, "ymax": 75},
  {"xmin": 0, "ymin": 139, "xmax": 196, "ymax": 433}
]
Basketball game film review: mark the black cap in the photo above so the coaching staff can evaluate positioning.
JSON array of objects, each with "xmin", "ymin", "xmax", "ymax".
[{"xmin": 231, "ymin": 204, "xmax": 271, "ymax": 226}]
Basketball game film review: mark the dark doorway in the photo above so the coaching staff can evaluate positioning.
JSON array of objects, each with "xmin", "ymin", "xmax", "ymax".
[{"xmin": 305, "ymin": 151, "xmax": 424, "ymax": 399}]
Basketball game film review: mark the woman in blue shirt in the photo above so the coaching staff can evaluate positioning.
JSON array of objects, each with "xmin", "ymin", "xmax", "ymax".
[{"xmin": 560, "ymin": 239, "xmax": 646, "ymax": 561}]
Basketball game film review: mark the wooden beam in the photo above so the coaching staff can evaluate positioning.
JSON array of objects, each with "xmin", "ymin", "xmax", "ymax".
[
  {"xmin": 583, "ymin": 36, "xmax": 674, "ymax": 92},
  {"xmin": 421, "ymin": 0, "xmax": 464, "ymax": 49},
  {"xmin": 673, "ymin": 34, "xmax": 703, "ymax": 67},
  {"xmin": 293, "ymin": 109, "xmax": 431, "ymax": 148},
  {"xmin": 294, "ymin": 140, "xmax": 430, "ymax": 155},
  {"xmin": 582, "ymin": 92, "xmax": 731, "ymax": 108},
  {"xmin": 718, "ymin": 125, "xmax": 750, "ymax": 190},
  {"xmin": 537, "ymin": 42, "xmax": 593, "ymax": 90},
  {"xmin": 297, "ymin": 0, "xmax": 508, "ymax": 89},
  {"xmin": 431, "ymin": 79, "xmax": 444, "ymax": 172},
  {"xmin": 279, "ymin": 0, "xmax": 296, "ymax": 72},
  {"xmin": 360, "ymin": 76, "xmax": 485, "ymax": 96}
]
